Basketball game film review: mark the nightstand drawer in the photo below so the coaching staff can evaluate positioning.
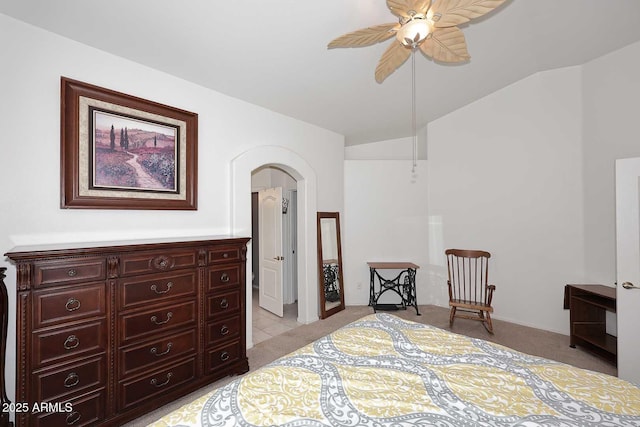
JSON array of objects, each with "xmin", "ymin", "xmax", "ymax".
[
  {"xmin": 33, "ymin": 283, "xmax": 106, "ymax": 328},
  {"xmin": 119, "ymin": 271, "xmax": 197, "ymax": 310}
]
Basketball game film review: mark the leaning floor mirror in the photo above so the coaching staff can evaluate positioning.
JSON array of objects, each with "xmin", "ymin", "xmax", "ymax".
[{"xmin": 317, "ymin": 212, "xmax": 345, "ymax": 319}]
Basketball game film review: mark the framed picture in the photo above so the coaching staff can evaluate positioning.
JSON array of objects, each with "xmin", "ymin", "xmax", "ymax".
[{"xmin": 61, "ymin": 77, "xmax": 197, "ymax": 210}]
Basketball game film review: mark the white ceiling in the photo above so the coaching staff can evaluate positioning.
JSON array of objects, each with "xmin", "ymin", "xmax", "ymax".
[{"xmin": 3, "ymin": 0, "xmax": 640, "ymax": 145}]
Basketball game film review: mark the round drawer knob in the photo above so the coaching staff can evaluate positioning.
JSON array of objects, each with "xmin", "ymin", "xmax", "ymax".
[
  {"xmin": 220, "ymin": 325, "xmax": 230, "ymax": 336},
  {"xmin": 220, "ymin": 298, "xmax": 229, "ymax": 309}
]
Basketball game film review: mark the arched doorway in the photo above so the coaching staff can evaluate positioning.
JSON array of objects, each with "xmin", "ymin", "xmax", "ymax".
[{"xmin": 231, "ymin": 146, "xmax": 319, "ymax": 348}]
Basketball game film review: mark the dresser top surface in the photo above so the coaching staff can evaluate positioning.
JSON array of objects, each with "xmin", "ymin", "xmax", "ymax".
[{"xmin": 5, "ymin": 235, "xmax": 250, "ymax": 260}]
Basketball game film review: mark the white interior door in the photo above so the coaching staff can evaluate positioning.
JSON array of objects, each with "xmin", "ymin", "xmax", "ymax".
[
  {"xmin": 615, "ymin": 157, "xmax": 640, "ymax": 384},
  {"xmin": 259, "ymin": 187, "xmax": 284, "ymax": 317}
]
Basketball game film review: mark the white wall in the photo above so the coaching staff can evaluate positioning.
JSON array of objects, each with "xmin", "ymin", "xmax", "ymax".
[
  {"xmin": 0, "ymin": 14, "xmax": 344, "ymax": 404},
  {"xmin": 582, "ymin": 40, "xmax": 640, "ymax": 285},
  {"xmin": 426, "ymin": 68, "xmax": 586, "ymax": 334},
  {"xmin": 343, "ymin": 160, "xmax": 429, "ymax": 306},
  {"xmin": 345, "ymin": 135, "xmax": 427, "ymax": 161}
]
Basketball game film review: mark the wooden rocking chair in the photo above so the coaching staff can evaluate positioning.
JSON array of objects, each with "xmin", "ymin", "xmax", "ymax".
[{"xmin": 445, "ymin": 249, "xmax": 496, "ymax": 333}]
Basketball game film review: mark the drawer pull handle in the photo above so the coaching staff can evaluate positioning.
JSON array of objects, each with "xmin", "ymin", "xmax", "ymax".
[
  {"xmin": 63, "ymin": 335, "xmax": 80, "ymax": 350},
  {"xmin": 151, "ymin": 312, "xmax": 173, "ymax": 325},
  {"xmin": 66, "ymin": 411, "xmax": 81, "ymax": 425},
  {"xmin": 150, "ymin": 281, "xmax": 173, "ymax": 295},
  {"xmin": 150, "ymin": 342, "xmax": 173, "ymax": 357},
  {"xmin": 220, "ymin": 351, "xmax": 230, "ymax": 361},
  {"xmin": 220, "ymin": 298, "xmax": 229, "ymax": 309},
  {"xmin": 67, "ymin": 269, "xmax": 77, "ymax": 277},
  {"xmin": 220, "ymin": 273, "xmax": 230, "ymax": 283},
  {"xmin": 220, "ymin": 325, "xmax": 230, "ymax": 336},
  {"xmin": 150, "ymin": 372, "xmax": 173, "ymax": 388},
  {"xmin": 64, "ymin": 372, "xmax": 80, "ymax": 388},
  {"xmin": 65, "ymin": 298, "xmax": 81, "ymax": 312},
  {"xmin": 223, "ymin": 253, "xmax": 229, "ymax": 258}
]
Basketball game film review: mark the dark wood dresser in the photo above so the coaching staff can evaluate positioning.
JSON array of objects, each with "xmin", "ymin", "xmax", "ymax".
[{"xmin": 5, "ymin": 236, "xmax": 250, "ymax": 426}]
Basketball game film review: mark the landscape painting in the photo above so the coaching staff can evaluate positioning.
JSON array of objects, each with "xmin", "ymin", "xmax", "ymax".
[
  {"xmin": 61, "ymin": 77, "xmax": 198, "ymax": 210},
  {"xmin": 91, "ymin": 110, "xmax": 179, "ymax": 193}
]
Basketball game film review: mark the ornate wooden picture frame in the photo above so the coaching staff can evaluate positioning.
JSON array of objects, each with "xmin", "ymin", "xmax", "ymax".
[{"xmin": 60, "ymin": 77, "xmax": 198, "ymax": 210}]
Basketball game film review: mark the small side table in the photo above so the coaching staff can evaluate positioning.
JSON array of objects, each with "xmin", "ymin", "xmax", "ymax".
[
  {"xmin": 367, "ymin": 262, "xmax": 420, "ymax": 315},
  {"xmin": 563, "ymin": 284, "xmax": 616, "ymax": 364}
]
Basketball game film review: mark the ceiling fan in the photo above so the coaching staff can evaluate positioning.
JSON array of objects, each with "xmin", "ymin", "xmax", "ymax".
[{"xmin": 328, "ymin": 0, "xmax": 506, "ymax": 83}]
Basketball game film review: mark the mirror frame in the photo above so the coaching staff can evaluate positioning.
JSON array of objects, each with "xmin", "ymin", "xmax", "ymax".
[{"xmin": 317, "ymin": 212, "xmax": 345, "ymax": 319}]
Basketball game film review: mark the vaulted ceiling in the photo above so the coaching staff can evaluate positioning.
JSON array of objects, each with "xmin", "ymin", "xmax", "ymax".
[{"xmin": 3, "ymin": 0, "xmax": 640, "ymax": 145}]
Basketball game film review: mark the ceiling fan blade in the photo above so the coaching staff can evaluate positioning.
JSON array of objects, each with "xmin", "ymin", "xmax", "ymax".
[
  {"xmin": 387, "ymin": 0, "xmax": 432, "ymax": 19},
  {"xmin": 419, "ymin": 27, "xmax": 470, "ymax": 62},
  {"xmin": 375, "ymin": 41, "xmax": 412, "ymax": 83},
  {"xmin": 430, "ymin": 0, "xmax": 506, "ymax": 28},
  {"xmin": 328, "ymin": 23, "xmax": 399, "ymax": 49}
]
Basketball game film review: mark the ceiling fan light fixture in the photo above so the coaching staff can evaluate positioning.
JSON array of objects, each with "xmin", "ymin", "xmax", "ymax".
[{"xmin": 396, "ymin": 18, "xmax": 432, "ymax": 48}]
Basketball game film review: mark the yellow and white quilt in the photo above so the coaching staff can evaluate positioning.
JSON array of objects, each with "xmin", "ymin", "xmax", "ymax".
[{"xmin": 150, "ymin": 313, "xmax": 640, "ymax": 426}]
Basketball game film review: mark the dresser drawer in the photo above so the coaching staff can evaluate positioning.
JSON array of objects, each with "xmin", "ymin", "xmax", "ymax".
[
  {"xmin": 120, "ymin": 300, "xmax": 197, "ymax": 343},
  {"xmin": 34, "ymin": 258, "xmax": 105, "ymax": 287},
  {"xmin": 206, "ymin": 290, "xmax": 240, "ymax": 319},
  {"xmin": 205, "ymin": 340, "xmax": 242, "ymax": 373},
  {"xmin": 119, "ymin": 357, "xmax": 196, "ymax": 411},
  {"xmin": 32, "ymin": 390, "xmax": 105, "ymax": 427},
  {"xmin": 119, "ymin": 249, "xmax": 198, "ymax": 276},
  {"xmin": 33, "ymin": 320, "xmax": 107, "ymax": 368},
  {"xmin": 33, "ymin": 355, "xmax": 106, "ymax": 402},
  {"xmin": 119, "ymin": 329, "xmax": 197, "ymax": 378},
  {"xmin": 119, "ymin": 271, "xmax": 197, "ymax": 310},
  {"xmin": 207, "ymin": 265, "xmax": 240, "ymax": 291},
  {"xmin": 208, "ymin": 246, "xmax": 241, "ymax": 264},
  {"xmin": 205, "ymin": 316, "xmax": 241, "ymax": 347},
  {"xmin": 33, "ymin": 283, "xmax": 106, "ymax": 328}
]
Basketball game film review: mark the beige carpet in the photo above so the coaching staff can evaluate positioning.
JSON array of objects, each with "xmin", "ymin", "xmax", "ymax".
[{"xmin": 126, "ymin": 304, "xmax": 616, "ymax": 426}]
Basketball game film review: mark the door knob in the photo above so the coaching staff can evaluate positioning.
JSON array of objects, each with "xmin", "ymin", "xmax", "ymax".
[
  {"xmin": 273, "ymin": 256, "xmax": 284, "ymax": 261},
  {"xmin": 621, "ymin": 282, "xmax": 640, "ymax": 290}
]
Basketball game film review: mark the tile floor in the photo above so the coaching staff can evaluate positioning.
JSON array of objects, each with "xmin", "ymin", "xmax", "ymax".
[{"xmin": 252, "ymin": 287, "xmax": 300, "ymax": 344}]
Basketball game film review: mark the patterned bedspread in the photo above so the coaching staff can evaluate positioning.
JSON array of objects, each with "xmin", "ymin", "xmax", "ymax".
[{"xmin": 150, "ymin": 313, "xmax": 640, "ymax": 426}]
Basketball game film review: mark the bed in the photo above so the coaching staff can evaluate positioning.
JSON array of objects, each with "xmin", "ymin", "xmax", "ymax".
[{"xmin": 150, "ymin": 313, "xmax": 640, "ymax": 426}]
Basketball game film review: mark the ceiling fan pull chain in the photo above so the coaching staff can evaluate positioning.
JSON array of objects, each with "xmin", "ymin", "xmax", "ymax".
[{"xmin": 411, "ymin": 50, "xmax": 417, "ymax": 173}]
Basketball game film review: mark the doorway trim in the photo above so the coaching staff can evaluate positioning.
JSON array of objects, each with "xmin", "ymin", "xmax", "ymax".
[{"xmin": 231, "ymin": 145, "xmax": 319, "ymax": 348}]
